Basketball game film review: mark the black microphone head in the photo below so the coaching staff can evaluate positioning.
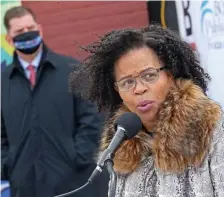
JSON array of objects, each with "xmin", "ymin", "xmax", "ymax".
[{"xmin": 114, "ymin": 112, "xmax": 142, "ymax": 139}]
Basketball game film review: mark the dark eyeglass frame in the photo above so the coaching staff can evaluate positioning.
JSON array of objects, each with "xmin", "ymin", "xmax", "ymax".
[{"xmin": 115, "ymin": 66, "xmax": 166, "ymax": 92}]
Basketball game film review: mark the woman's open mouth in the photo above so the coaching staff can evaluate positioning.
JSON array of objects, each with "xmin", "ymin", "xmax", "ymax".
[{"xmin": 137, "ymin": 100, "xmax": 155, "ymax": 112}]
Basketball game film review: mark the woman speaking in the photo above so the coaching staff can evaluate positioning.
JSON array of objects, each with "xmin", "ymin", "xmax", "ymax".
[{"xmin": 70, "ymin": 24, "xmax": 224, "ymax": 196}]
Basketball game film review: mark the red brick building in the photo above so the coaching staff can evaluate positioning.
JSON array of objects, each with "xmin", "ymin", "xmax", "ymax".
[{"xmin": 22, "ymin": 1, "xmax": 149, "ymax": 60}]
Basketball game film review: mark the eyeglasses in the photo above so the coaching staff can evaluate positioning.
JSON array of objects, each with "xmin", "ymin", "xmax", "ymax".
[{"xmin": 115, "ymin": 67, "xmax": 166, "ymax": 92}]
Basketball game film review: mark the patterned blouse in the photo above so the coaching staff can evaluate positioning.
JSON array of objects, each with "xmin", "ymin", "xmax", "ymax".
[{"xmin": 115, "ymin": 115, "xmax": 224, "ymax": 197}]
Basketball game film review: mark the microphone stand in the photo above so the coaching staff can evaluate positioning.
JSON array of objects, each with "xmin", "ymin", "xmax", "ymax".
[
  {"xmin": 105, "ymin": 160, "xmax": 117, "ymax": 197},
  {"xmin": 54, "ymin": 156, "xmax": 118, "ymax": 197}
]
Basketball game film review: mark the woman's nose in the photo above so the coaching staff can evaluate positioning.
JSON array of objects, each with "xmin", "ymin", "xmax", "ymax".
[{"xmin": 133, "ymin": 78, "xmax": 148, "ymax": 95}]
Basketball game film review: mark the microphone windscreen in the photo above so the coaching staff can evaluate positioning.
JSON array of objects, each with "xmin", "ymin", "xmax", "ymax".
[{"xmin": 114, "ymin": 112, "xmax": 142, "ymax": 139}]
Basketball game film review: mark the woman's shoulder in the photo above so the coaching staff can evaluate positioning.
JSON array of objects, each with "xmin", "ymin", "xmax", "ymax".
[
  {"xmin": 209, "ymin": 111, "xmax": 224, "ymax": 161},
  {"xmin": 210, "ymin": 112, "xmax": 224, "ymax": 147}
]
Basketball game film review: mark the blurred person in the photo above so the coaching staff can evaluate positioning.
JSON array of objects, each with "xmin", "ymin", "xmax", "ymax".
[
  {"xmin": 1, "ymin": 6, "xmax": 105, "ymax": 197},
  {"xmin": 70, "ymin": 25, "xmax": 224, "ymax": 196}
]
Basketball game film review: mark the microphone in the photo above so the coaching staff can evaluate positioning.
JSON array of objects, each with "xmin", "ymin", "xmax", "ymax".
[{"xmin": 88, "ymin": 112, "xmax": 142, "ymax": 183}]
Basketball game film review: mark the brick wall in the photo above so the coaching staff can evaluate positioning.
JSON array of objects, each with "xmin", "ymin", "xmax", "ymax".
[{"xmin": 22, "ymin": 1, "xmax": 149, "ymax": 60}]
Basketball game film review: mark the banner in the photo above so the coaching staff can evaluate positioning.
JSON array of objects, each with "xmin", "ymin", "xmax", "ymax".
[
  {"xmin": 1, "ymin": 0, "xmax": 21, "ymax": 71},
  {"xmin": 175, "ymin": 0, "xmax": 224, "ymax": 109}
]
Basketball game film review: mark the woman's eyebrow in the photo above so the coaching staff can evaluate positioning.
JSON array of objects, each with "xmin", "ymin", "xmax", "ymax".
[
  {"xmin": 117, "ymin": 74, "xmax": 132, "ymax": 82},
  {"xmin": 118, "ymin": 66, "xmax": 156, "ymax": 81}
]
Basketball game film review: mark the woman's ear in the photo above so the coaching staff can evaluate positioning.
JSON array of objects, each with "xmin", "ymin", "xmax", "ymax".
[
  {"xmin": 114, "ymin": 84, "xmax": 118, "ymax": 92},
  {"xmin": 166, "ymin": 70, "xmax": 174, "ymax": 82},
  {"xmin": 167, "ymin": 73, "xmax": 175, "ymax": 89}
]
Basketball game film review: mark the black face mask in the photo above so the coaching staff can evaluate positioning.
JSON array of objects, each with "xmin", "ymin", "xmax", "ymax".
[{"xmin": 13, "ymin": 31, "xmax": 42, "ymax": 54}]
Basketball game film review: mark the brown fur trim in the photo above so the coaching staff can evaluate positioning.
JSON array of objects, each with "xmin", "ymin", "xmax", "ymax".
[
  {"xmin": 99, "ymin": 79, "xmax": 222, "ymax": 174},
  {"xmin": 151, "ymin": 80, "xmax": 221, "ymax": 173}
]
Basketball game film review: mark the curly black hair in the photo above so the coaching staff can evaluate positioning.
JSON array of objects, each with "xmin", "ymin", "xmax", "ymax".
[{"xmin": 69, "ymin": 24, "xmax": 210, "ymax": 113}]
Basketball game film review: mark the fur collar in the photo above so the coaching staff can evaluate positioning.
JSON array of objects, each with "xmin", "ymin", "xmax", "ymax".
[{"xmin": 99, "ymin": 79, "xmax": 222, "ymax": 174}]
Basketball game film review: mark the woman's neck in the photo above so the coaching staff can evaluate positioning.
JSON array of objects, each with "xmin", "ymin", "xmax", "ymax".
[{"xmin": 143, "ymin": 121, "xmax": 156, "ymax": 133}]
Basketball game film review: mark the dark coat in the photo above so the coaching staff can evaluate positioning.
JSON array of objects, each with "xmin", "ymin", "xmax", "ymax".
[{"xmin": 1, "ymin": 44, "xmax": 108, "ymax": 197}]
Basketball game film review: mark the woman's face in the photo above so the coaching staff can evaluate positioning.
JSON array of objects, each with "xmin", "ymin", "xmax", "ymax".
[{"xmin": 114, "ymin": 47, "xmax": 173, "ymax": 130}]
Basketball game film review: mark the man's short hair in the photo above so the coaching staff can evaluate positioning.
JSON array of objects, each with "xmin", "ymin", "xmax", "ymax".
[{"xmin": 4, "ymin": 6, "xmax": 36, "ymax": 30}]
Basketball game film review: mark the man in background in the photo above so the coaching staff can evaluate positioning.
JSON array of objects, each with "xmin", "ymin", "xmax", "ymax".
[{"xmin": 1, "ymin": 6, "xmax": 105, "ymax": 197}]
